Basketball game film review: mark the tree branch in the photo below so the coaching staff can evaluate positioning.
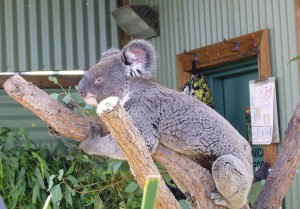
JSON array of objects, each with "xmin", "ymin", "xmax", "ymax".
[
  {"xmin": 253, "ymin": 100, "xmax": 300, "ymax": 209},
  {"xmin": 96, "ymin": 97, "xmax": 181, "ymax": 209}
]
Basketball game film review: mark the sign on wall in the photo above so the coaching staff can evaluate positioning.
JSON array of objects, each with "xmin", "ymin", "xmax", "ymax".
[{"xmin": 249, "ymin": 77, "xmax": 280, "ymax": 145}]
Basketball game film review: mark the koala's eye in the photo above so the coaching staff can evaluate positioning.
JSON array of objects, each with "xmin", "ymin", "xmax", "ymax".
[{"xmin": 94, "ymin": 77, "xmax": 103, "ymax": 85}]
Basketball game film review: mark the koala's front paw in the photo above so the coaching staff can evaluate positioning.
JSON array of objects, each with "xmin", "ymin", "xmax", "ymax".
[
  {"xmin": 185, "ymin": 192, "xmax": 197, "ymax": 208},
  {"xmin": 97, "ymin": 97, "xmax": 120, "ymax": 115},
  {"xmin": 79, "ymin": 123, "xmax": 102, "ymax": 154},
  {"xmin": 210, "ymin": 192, "xmax": 231, "ymax": 208}
]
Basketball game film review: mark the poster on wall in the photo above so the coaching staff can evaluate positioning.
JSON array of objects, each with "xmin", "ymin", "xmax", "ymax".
[{"xmin": 249, "ymin": 77, "xmax": 280, "ymax": 145}]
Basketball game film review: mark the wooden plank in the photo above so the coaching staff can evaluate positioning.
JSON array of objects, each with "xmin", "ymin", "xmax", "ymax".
[
  {"xmin": 0, "ymin": 75, "xmax": 82, "ymax": 89},
  {"xmin": 259, "ymin": 30, "xmax": 277, "ymax": 167},
  {"xmin": 177, "ymin": 30, "xmax": 263, "ymax": 72}
]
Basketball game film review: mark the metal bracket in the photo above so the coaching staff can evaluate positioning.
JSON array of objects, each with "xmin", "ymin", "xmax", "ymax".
[
  {"xmin": 184, "ymin": 50, "xmax": 199, "ymax": 73},
  {"xmin": 223, "ymin": 38, "xmax": 240, "ymax": 52}
]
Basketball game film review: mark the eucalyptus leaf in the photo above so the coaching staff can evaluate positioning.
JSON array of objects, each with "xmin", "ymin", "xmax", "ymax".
[
  {"xmin": 48, "ymin": 76, "xmax": 58, "ymax": 84},
  {"xmin": 50, "ymin": 184, "xmax": 63, "ymax": 206},
  {"xmin": 178, "ymin": 199, "xmax": 190, "ymax": 209},
  {"xmin": 66, "ymin": 161, "xmax": 76, "ymax": 176},
  {"xmin": 125, "ymin": 182, "xmax": 139, "ymax": 193},
  {"xmin": 247, "ymin": 180, "xmax": 265, "ymax": 205},
  {"xmin": 66, "ymin": 175, "xmax": 78, "ymax": 186},
  {"xmin": 65, "ymin": 190, "xmax": 72, "ymax": 206},
  {"xmin": 70, "ymin": 92, "xmax": 84, "ymax": 103},
  {"xmin": 49, "ymin": 93, "xmax": 59, "ymax": 100},
  {"xmin": 32, "ymin": 152, "xmax": 50, "ymax": 170},
  {"xmin": 62, "ymin": 94, "xmax": 71, "ymax": 104},
  {"xmin": 94, "ymin": 195, "xmax": 104, "ymax": 209},
  {"xmin": 288, "ymin": 55, "xmax": 300, "ymax": 64},
  {"xmin": 58, "ymin": 169, "xmax": 64, "ymax": 181},
  {"xmin": 35, "ymin": 167, "xmax": 46, "ymax": 189},
  {"xmin": 32, "ymin": 181, "xmax": 40, "ymax": 204},
  {"xmin": 47, "ymin": 175, "xmax": 56, "ymax": 191}
]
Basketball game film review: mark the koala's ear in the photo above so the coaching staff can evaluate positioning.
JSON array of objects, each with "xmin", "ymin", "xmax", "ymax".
[
  {"xmin": 101, "ymin": 48, "xmax": 121, "ymax": 59},
  {"xmin": 121, "ymin": 39, "xmax": 156, "ymax": 79}
]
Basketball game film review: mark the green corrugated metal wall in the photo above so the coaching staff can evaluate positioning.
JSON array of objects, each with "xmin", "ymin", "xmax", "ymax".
[
  {"xmin": 0, "ymin": 0, "xmax": 119, "ymax": 72},
  {"xmin": 0, "ymin": 0, "xmax": 119, "ymax": 144},
  {"xmin": 131, "ymin": 0, "xmax": 300, "ymax": 208},
  {"xmin": 0, "ymin": 89, "xmax": 66, "ymax": 144}
]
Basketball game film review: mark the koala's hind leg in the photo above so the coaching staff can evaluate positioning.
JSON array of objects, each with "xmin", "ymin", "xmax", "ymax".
[{"xmin": 211, "ymin": 155, "xmax": 253, "ymax": 209}]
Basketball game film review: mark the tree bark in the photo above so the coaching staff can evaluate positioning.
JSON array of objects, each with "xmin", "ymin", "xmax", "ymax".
[
  {"xmin": 96, "ymin": 97, "xmax": 181, "ymax": 209},
  {"xmin": 253, "ymin": 101, "xmax": 300, "ymax": 209},
  {"xmin": 3, "ymin": 74, "xmax": 226, "ymax": 209}
]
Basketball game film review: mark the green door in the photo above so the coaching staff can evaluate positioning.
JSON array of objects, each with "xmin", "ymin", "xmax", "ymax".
[{"xmin": 202, "ymin": 59, "xmax": 263, "ymax": 170}]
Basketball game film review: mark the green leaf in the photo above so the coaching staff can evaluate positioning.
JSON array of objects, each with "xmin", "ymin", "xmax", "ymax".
[
  {"xmin": 50, "ymin": 184, "xmax": 63, "ymax": 206},
  {"xmin": 84, "ymin": 104, "xmax": 94, "ymax": 110},
  {"xmin": 247, "ymin": 180, "xmax": 265, "ymax": 205},
  {"xmin": 108, "ymin": 160, "xmax": 123, "ymax": 173},
  {"xmin": 0, "ymin": 150, "xmax": 11, "ymax": 161},
  {"xmin": 62, "ymin": 94, "xmax": 71, "ymax": 104},
  {"xmin": 162, "ymin": 173, "xmax": 176, "ymax": 188},
  {"xmin": 18, "ymin": 127, "xmax": 31, "ymax": 148},
  {"xmin": 32, "ymin": 181, "xmax": 40, "ymax": 204},
  {"xmin": 13, "ymin": 167, "xmax": 25, "ymax": 192},
  {"xmin": 32, "ymin": 152, "xmax": 50, "ymax": 170},
  {"xmin": 48, "ymin": 76, "xmax": 58, "ymax": 84},
  {"xmin": 288, "ymin": 55, "xmax": 300, "ymax": 64},
  {"xmin": 94, "ymin": 195, "xmax": 104, "ymax": 209},
  {"xmin": 47, "ymin": 175, "xmax": 56, "ymax": 191},
  {"xmin": 58, "ymin": 169, "xmax": 64, "ymax": 181},
  {"xmin": 141, "ymin": 175, "xmax": 160, "ymax": 209},
  {"xmin": 65, "ymin": 190, "xmax": 72, "ymax": 206},
  {"xmin": 125, "ymin": 182, "xmax": 139, "ymax": 193},
  {"xmin": 70, "ymin": 92, "xmax": 84, "ymax": 103},
  {"xmin": 178, "ymin": 199, "xmax": 189, "ymax": 209},
  {"xmin": 69, "ymin": 187, "xmax": 76, "ymax": 196},
  {"xmin": 49, "ymin": 93, "xmax": 59, "ymax": 100},
  {"xmin": 66, "ymin": 175, "xmax": 78, "ymax": 186},
  {"xmin": 35, "ymin": 167, "xmax": 46, "ymax": 189},
  {"xmin": 66, "ymin": 161, "xmax": 76, "ymax": 176}
]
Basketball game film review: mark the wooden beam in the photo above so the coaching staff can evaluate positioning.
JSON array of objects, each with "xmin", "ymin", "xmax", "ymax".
[
  {"xmin": 0, "ymin": 75, "xmax": 82, "ymax": 89},
  {"xmin": 177, "ymin": 29, "xmax": 277, "ymax": 167},
  {"xmin": 259, "ymin": 30, "xmax": 277, "ymax": 167},
  {"xmin": 177, "ymin": 30, "xmax": 262, "ymax": 73}
]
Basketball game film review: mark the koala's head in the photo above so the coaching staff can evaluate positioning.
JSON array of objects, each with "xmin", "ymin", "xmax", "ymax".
[{"xmin": 76, "ymin": 39, "xmax": 156, "ymax": 106}]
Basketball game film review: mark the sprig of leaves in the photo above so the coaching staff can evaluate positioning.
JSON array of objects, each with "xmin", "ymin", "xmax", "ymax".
[
  {"xmin": 0, "ymin": 126, "xmax": 142, "ymax": 208},
  {"xmin": 48, "ymin": 76, "xmax": 95, "ymax": 116}
]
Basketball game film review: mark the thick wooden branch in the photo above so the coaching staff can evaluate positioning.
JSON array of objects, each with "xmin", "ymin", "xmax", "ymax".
[
  {"xmin": 3, "ymin": 75, "xmax": 225, "ymax": 208},
  {"xmin": 253, "ymin": 100, "xmax": 300, "ymax": 209},
  {"xmin": 96, "ymin": 97, "xmax": 181, "ymax": 209}
]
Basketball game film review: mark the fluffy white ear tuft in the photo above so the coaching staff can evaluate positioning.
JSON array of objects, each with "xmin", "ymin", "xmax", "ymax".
[
  {"xmin": 101, "ymin": 49, "xmax": 121, "ymax": 59},
  {"xmin": 121, "ymin": 39, "xmax": 156, "ymax": 79}
]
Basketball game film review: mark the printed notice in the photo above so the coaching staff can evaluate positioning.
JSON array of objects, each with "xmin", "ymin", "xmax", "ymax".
[{"xmin": 249, "ymin": 77, "xmax": 279, "ymax": 145}]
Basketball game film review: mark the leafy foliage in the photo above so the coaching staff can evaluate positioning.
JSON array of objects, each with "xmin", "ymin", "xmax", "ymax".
[{"xmin": 0, "ymin": 127, "xmax": 143, "ymax": 208}]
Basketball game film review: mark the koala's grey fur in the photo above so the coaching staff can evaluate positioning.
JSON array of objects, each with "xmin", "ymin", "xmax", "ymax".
[{"xmin": 77, "ymin": 40, "xmax": 253, "ymax": 209}]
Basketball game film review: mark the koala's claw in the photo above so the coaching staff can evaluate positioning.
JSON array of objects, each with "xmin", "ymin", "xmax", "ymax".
[
  {"xmin": 210, "ymin": 192, "xmax": 230, "ymax": 208},
  {"xmin": 185, "ymin": 192, "xmax": 197, "ymax": 208}
]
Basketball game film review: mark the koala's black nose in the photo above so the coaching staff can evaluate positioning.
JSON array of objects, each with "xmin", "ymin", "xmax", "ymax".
[{"xmin": 76, "ymin": 76, "xmax": 88, "ymax": 97}]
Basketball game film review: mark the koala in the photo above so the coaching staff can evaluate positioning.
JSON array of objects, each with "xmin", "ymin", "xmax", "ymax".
[{"xmin": 76, "ymin": 40, "xmax": 253, "ymax": 209}]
